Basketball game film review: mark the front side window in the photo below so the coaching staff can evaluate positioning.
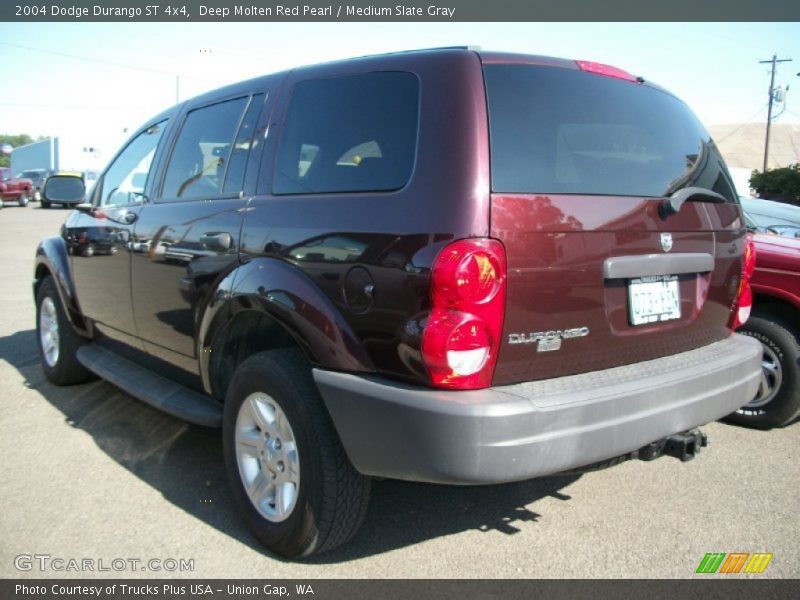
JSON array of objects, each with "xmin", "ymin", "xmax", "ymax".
[
  {"xmin": 161, "ymin": 97, "xmax": 249, "ymax": 200},
  {"xmin": 99, "ymin": 121, "xmax": 167, "ymax": 207},
  {"xmin": 274, "ymin": 72, "xmax": 419, "ymax": 195}
]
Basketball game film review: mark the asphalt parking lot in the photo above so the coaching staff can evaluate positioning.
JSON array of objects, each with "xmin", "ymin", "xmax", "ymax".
[{"xmin": 0, "ymin": 203, "xmax": 797, "ymax": 579}]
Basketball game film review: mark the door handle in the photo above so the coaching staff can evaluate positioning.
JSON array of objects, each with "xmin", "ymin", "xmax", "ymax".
[{"xmin": 200, "ymin": 232, "xmax": 232, "ymax": 251}]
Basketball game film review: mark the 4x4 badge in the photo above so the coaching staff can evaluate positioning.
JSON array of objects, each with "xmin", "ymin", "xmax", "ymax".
[{"xmin": 661, "ymin": 232, "xmax": 673, "ymax": 252}]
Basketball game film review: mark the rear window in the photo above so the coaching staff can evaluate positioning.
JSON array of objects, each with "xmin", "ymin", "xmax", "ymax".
[
  {"xmin": 44, "ymin": 177, "xmax": 84, "ymax": 202},
  {"xmin": 484, "ymin": 65, "xmax": 736, "ymax": 201},
  {"xmin": 274, "ymin": 72, "xmax": 419, "ymax": 195}
]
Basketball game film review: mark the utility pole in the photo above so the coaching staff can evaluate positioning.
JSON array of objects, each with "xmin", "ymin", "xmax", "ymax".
[{"xmin": 759, "ymin": 54, "xmax": 792, "ymax": 172}]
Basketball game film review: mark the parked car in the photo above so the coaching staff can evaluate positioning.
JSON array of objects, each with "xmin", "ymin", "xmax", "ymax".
[
  {"xmin": 33, "ymin": 48, "xmax": 761, "ymax": 558},
  {"xmin": 0, "ymin": 167, "xmax": 33, "ymax": 206},
  {"xmin": 741, "ymin": 196, "xmax": 800, "ymax": 238},
  {"xmin": 18, "ymin": 168, "xmax": 49, "ymax": 201},
  {"xmin": 40, "ymin": 172, "xmax": 87, "ymax": 209},
  {"xmin": 727, "ymin": 232, "xmax": 800, "ymax": 428}
]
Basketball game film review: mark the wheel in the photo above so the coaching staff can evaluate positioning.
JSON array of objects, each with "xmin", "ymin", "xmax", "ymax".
[
  {"xmin": 36, "ymin": 276, "xmax": 94, "ymax": 386},
  {"xmin": 223, "ymin": 349, "xmax": 370, "ymax": 558},
  {"xmin": 81, "ymin": 244, "xmax": 95, "ymax": 258},
  {"xmin": 41, "ymin": 200, "xmax": 50, "ymax": 209},
  {"xmin": 18, "ymin": 193, "xmax": 29, "ymax": 207},
  {"xmin": 726, "ymin": 314, "xmax": 800, "ymax": 429}
]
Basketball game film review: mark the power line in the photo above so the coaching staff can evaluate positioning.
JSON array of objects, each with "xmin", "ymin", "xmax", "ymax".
[
  {"xmin": 0, "ymin": 40, "xmax": 175, "ymax": 76},
  {"xmin": 0, "ymin": 40, "xmax": 203, "ymax": 102},
  {"xmin": 713, "ymin": 104, "xmax": 769, "ymax": 144}
]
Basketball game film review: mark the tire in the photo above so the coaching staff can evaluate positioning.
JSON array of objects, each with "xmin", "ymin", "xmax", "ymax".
[
  {"xmin": 81, "ymin": 244, "xmax": 95, "ymax": 258},
  {"xmin": 36, "ymin": 276, "xmax": 94, "ymax": 386},
  {"xmin": 726, "ymin": 314, "xmax": 800, "ymax": 429},
  {"xmin": 18, "ymin": 193, "xmax": 29, "ymax": 207},
  {"xmin": 41, "ymin": 200, "xmax": 50, "ymax": 209},
  {"xmin": 223, "ymin": 349, "xmax": 370, "ymax": 559}
]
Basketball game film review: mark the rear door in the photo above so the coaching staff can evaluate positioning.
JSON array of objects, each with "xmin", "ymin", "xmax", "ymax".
[{"xmin": 483, "ymin": 61, "xmax": 742, "ymax": 385}]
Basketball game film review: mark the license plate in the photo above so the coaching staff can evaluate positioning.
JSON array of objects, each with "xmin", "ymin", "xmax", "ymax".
[{"xmin": 628, "ymin": 275, "xmax": 681, "ymax": 326}]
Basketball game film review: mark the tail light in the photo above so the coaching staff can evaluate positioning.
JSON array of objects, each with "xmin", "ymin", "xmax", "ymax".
[
  {"xmin": 421, "ymin": 238, "xmax": 507, "ymax": 389},
  {"xmin": 730, "ymin": 236, "xmax": 757, "ymax": 330}
]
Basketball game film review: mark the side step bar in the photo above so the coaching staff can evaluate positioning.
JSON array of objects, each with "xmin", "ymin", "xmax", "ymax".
[{"xmin": 76, "ymin": 344, "xmax": 222, "ymax": 427}]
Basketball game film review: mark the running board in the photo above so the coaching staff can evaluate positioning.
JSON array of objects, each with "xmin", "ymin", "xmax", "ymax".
[{"xmin": 76, "ymin": 344, "xmax": 222, "ymax": 427}]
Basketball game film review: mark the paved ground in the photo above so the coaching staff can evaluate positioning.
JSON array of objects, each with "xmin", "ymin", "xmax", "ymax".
[{"xmin": 0, "ymin": 204, "xmax": 797, "ymax": 579}]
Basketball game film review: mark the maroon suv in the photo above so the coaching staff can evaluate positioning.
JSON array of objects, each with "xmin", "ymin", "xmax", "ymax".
[{"xmin": 34, "ymin": 48, "xmax": 761, "ymax": 558}]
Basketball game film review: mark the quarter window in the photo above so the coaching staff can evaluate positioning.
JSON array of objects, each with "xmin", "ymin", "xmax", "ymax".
[{"xmin": 274, "ymin": 72, "xmax": 419, "ymax": 195}]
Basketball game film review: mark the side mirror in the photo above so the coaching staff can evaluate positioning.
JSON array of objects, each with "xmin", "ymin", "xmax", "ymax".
[
  {"xmin": 75, "ymin": 203, "xmax": 93, "ymax": 213},
  {"xmin": 43, "ymin": 175, "xmax": 86, "ymax": 204}
]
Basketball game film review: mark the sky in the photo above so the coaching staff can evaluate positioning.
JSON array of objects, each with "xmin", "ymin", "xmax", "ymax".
[{"xmin": 0, "ymin": 21, "xmax": 798, "ymax": 168}]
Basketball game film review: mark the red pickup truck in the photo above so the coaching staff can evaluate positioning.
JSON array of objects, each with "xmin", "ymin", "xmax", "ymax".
[
  {"xmin": 0, "ymin": 167, "xmax": 34, "ymax": 207},
  {"xmin": 729, "ymin": 231, "xmax": 800, "ymax": 429}
]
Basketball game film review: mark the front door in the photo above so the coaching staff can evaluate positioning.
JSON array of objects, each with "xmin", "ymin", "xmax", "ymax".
[
  {"xmin": 69, "ymin": 120, "xmax": 169, "ymax": 345},
  {"xmin": 131, "ymin": 93, "xmax": 268, "ymax": 375}
]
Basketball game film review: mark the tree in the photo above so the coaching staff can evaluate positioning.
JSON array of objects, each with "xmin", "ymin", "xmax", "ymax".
[{"xmin": 749, "ymin": 164, "xmax": 800, "ymax": 205}]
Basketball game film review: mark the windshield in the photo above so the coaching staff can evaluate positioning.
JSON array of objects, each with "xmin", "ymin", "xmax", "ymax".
[{"xmin": 484, "ymin": 64, "xmax": 737, "ymax": 201}]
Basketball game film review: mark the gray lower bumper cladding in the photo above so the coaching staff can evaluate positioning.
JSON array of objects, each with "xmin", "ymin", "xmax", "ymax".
[{"xmin": 314, "ymin": 334, "xmax": 761, "ymax": 484}]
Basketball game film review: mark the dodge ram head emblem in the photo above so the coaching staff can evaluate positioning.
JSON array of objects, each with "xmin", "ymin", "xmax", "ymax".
[{"xmin": 661, "ymin": 232, "xmax": 673, "ymax": 252}]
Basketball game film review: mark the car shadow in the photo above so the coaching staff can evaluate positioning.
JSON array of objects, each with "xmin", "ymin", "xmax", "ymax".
[{"xmin": 1, "ymin": 328, "xmax": 580, "ymax": 562}]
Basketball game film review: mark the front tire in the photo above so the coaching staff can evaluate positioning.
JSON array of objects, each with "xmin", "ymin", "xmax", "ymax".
[
  {"xmin": 18, "ymin": 193, "xmax": 29, "ymax": 207},
  {"xmin": 36, "ymin": 276, "xmax": 94, "ymax": 386},
  {"xmin": 727, "ymin": 314, "xmax": 800, "ymax": 429},
  {"xmin": 41, "ymin": 200, "xmax": 50, "ymax": 209},
  {"xmin": 223, "ymin": 349, "xmax": 370, "ymax": 559}
]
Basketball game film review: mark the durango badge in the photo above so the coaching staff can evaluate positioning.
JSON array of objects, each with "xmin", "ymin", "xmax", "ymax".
[{"xmin": 508, "ymin": 327, "xmax": 590, "ymax": 352}]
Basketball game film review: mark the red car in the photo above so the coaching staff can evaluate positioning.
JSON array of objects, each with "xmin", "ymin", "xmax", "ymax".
[
  {"xmin": 729, "ymin": 231, "xmax": 800, "ymax": 428},
  {"xmin": 0, "ymin": 167, "xmax": 33, "ymax": 207}
]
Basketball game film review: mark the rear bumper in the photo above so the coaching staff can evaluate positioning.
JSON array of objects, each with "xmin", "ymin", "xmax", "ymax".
[{"xmin": 314, "ymin": 334, "xmax": 761, "ymax": 484}]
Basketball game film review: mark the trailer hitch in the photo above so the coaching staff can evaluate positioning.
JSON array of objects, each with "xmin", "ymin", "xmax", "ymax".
[{"xmin": 638, "ymin": 429, "xmax": 708, "ymax": 462}]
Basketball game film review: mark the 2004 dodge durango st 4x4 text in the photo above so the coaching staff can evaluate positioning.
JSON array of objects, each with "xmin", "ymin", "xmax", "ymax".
[{"xmin": 34, "ymin": 48, "xmax": 762, "ymax": 558}]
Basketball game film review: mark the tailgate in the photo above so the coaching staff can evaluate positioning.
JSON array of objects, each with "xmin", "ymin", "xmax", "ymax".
[{"xmin": 483, "ymin": 62, "xmax": 744, "ymax": 385}]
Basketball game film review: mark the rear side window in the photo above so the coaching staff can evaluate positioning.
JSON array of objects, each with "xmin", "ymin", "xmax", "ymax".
[
  {"xmin": 274, "ymin": 72, "xmax": 419, "ymax": 195},
  {"xmin": 161, "ymin": 96, "xmax": 248, "ymax": 200},
  {"xmin": 484, "ymin": 65, "xmax": 736, "ymax": 201}
]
